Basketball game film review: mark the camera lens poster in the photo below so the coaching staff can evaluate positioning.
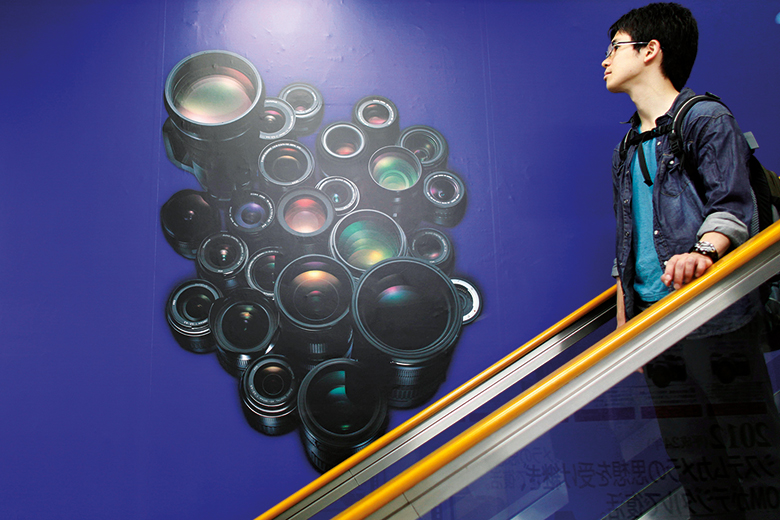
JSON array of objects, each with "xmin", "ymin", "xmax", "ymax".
[{"xmin": 1, "ymin": 1, "xmax": 779, "ymax": 519}]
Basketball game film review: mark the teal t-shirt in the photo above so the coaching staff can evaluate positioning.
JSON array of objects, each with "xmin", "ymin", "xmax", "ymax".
[{"xmin": 631, "ymin": 137, "xmax": 672, "ymax": 302}]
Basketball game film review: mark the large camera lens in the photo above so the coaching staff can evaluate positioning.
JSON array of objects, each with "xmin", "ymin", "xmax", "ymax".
[
  {"xmin": 245, "ymin": 247, "xmax": 287, "ymax": 299},
  {"xmin": 196, "ymin": 232, "xmax": 250, "ymax": 293},
  {"xmin": 352, "ymin": 95, "xmax": 401, "ymax": 154},
  {"xmin": 329, "ymin": 210, "xmax": 408, "ymax": 277},
  {"xmin": 368, "ymin": 146, "xmax": 423, "ymax": 229},
  {"xmin": 166, "ymin": 279, "xmax": 223, "ymax": 353},
  {"xmin": 409, "ymin": 228, "xmax": 454, "ymax": 275},
  {"xmin": 398, "ymin": 125, "xmax": 448, "ymax": 175},
  {"xmin": 258, "ymin": 140, "xmax": 314, "ymax": 196},
  {"xmin": 352, "ymin": 258, "xmax": 461, "ymax": 408},
  {"xmin": 315, "ymin": 176, "xmax": 360, "ymax": 217},
  {"xmin": 258, "ymin": 97, "xmax": 296, "ymax": 145},
  {"xmin": 275, "ymin": 255, "xmax": 354, "ymax": 370},
  {"xmin": 298, "ymin": 358, "xmax": 388, "ymax": 472},
  {"xmin": 210, "ymin": 288, "xmax": 281, "ymax": 377},
  {"xmin": 240, "ymin": 354, "xmax": 299, "ymax": 435},
  {"xmin": 163, "ymin": 50, "xmax": 265, "ymax": 199},
  {"xmin": 316, "ymin": 122, "xmax": 369, "ymax": 182},
  {"xmin": 278, "ymin": 83, "xmax": 324, "ymax": 137},
  {"xmin": 227, "ymin": 191, "xmax": 275, "ymax": 247},
  {"xmin": 451, "ymin": 277, "xmax": 482, "ymax": 326},
  {"xmin": 422, "ymin": 171, "xmax": 467, "ymax": 227},
  {"xmin": 160, "ymin": 189, "xmax": 221, "ymax": 259},
  {"xmin": 277, "ymin": 188, "xmax": 336, "ymax": 257}
]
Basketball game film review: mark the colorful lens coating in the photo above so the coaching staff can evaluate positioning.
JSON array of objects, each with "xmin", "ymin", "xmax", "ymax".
[
  {"xmin": 260, "ymin": 109, "xmax": 286, "ymax": 133},
  {"xmin": 208, "ymin": 243, "xmax": 238, "ymax": 268},
  {"xmin": 371, "ymin": 153, "xmax": 419, "ymax": 190},
  {"xmin": 286, "ymin": 89, "xmax": 315, "ymax": 113},
  {"xmin": 265, "ymin": 147, "xmax": 306, "ymax": 182},
  {"xmin": 290, "ymin": 270, "xmax": 342, "ymax": 322},
  {"xmin": 337, "ymin": 221, "xmax": 399, "ymax": 270},
  {"xmin": 236, "ymin": 201, "xmax": 269, "ymax": 229},
  {"xmin": 428, "ymin": 176, "xmax": 458, "ymax": 202},
  {"xmin": 254, "ymin": 363, "xmax": 291, "ymax": 398},
  {"xmin": 174, "ymin": 67, "xmax": 255, "ymax": 124},
  {"xmin": 222, "ymin": 304, "xmax": 271, "ymax": 350},
  {"xmin": 248, "ymin": 251, "xmax": 282, "ymax": 294},
  {"xmin": 325, "ymin": 126, "xmax": 362, "ymax": 157},
  {"xmin": 284, "ymin": 198, "xmax": 328, "ymax": 233},
  {"xmin": 362, "ymin": 103, "xmax": 389, "ymax": 125},
  {"xmin": 309, "ymin": 370, "xmax": 372, "ymax": 434}
]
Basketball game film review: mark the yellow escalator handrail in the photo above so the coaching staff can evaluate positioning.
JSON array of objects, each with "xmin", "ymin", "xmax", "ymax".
[
  {"xmin": 333, "ymin": 221, "xmax": 780, "ymax": 520},
  {"xmin": 256, "ymin": 286, "xmax": 616, "ymax": 520}
]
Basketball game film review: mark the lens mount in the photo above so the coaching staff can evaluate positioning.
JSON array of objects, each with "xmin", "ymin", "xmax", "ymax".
[
  {"xmin": 398, "ymin": 125, "xmax": 448, "ymax": 174},
  {"xmin": 164, "ymin": 50, "xmax": 265, "ymax": 139},
  {"xmin": 315, "ymin": 176, "xmax": 360, "ymax": 217},
  {"xmin": 298, "ymin": 358, "xmax": 388, "ymax": 472},
  {"xmin": 210, "ymin": 288, "xmax": 281, "ymax": 377},
  {"xmin": 258, "ymin": 97, "xmax": 296, "ymax": 143},
  {"xmin": 160, "ymin": 190, "xmax": 221, "ymax": 259},
  {"xmin": 259, "ymin": 140, "xmax": 314, "ymax": 193},
  {"xmin": 240, "ymin": 354, "xmax": 299, "ymax": 435},
  {"xmin": 245, "ymin": 247, "xmax": 287, "ymax": 299},
  {"xmin": 329, "ymin": 209, "xmax": 408, "ymax": 277},
  {"xmin": 451, "ymin": 278, "xmax": 482, "ymax": 325},
  {"xmin": 409, "ymin": 228, "xmax": 454, "ymax": 274},
  {"xmin": 166, "ymin": 279, "xmax": 223, "ymax": 353},
  {"xmin": 352, "ymin": 95, "xmax": 401, "ymax": 152},
  {"xmin": 278, "ymin": 82, "xmax": 325, "ymax": 137}
]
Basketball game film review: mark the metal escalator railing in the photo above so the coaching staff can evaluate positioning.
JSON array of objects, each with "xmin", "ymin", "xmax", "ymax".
[
  {"xmin": 257, "ymin": 287, "xmax": 617, "ymax": 520},
  {"xmin": 332, "ymin": 220, "xmax": 780, "ymax": 520}
]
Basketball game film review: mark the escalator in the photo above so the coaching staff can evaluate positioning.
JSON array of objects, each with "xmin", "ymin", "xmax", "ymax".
[{"xmin": 259, "ymin": 221, "xmax": 780, "ymax": 520}]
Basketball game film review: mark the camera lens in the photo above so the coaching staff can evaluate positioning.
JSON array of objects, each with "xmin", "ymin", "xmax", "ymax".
[
  {"xmin": 316, "ymin": 122, "xmax": 369, "ymax": 182},
  {"xmin": 298, "ymin": 358, "xmax": 388, "ymax": 472},
  {"xmin": 228, "ymin": 191, "xmax": 275, "ymax": 246},
  {"xmin": 329, "ymin": 209, "xmax": 408, "ymax": 277},
  {"xmin": 210, "ymin": 288, "xmax": 281, "ymax": 377},
  {"xmin": 422, "ymin": 171, "xmax": 467, "ymax": 227},
  {"xmin": 278, "ymin": 83, "xmax": 324, "ymax": 137},
  {"xmin": 352, "ymin": 95, "xmax": 400, "ymax": 153},
  {"xmin": 240, "ymin": 354, "xmax": 299, "ymax": 435},
  {"xmin": 315, "ymin": 176, "xmax": 360, "ymax": 217},
  {"xmin": 258, "ymin": 140, "xmax": 314, "ymax": 195},
  {"xmin": 352, "ymin": 258, "xmax": 461, "ymax": 408},
  {"xmin": 277, "ymin": 188, "xmax": 336, "ymax": 257},
  {"xmin": 451, "ymin": 278, "xmax": 482, "ymax": 325},
  {"xmin": 160, "ymin": 189, "xmax": 221, "ymax": 259},
  {"xmin": 398, "ymin": 125, "xmax": 448, "ymax": 175},
  {"xmin": 196, "ymin": 232, "xmax": 250, "ymax": 293},
  {"xmin": 258, "ymin": 97, "xmax": 296, "ymax": 145},
  {"xmin": 166, "ymin": 279, "xmax": 223, "ymax": 353},
  {"xmin": 409, "ymin": 228, "xmax": 454, "ymax": 275},
  {"xmin": 163, "ymin": 51, "xmax": 265, "ymax": 199},
  {"xmin": 275, "ymin": 255, "xmax": 354, "ymax": 370},
  {"xmin": 368, "ymin": 146, "xmax": 423, "ymax": 229},
  {"xmin": 245, "ymin": 247, "xmax": 287, "ymax": 299}
]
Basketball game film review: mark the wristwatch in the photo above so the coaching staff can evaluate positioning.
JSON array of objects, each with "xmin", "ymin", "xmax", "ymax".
[{"xmin": 689, "ymin": 240, "xmax": 719, "ymax": 262}]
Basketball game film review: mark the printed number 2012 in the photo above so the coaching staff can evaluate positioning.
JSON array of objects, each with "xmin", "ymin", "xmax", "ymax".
[{"xmin": 710, "ymin": 422, "xmax": 771, "ymax": 449}]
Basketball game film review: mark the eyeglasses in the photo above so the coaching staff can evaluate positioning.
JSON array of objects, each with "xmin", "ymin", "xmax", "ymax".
[{"xmin": 605, "ymin": 41, "xmax": 649, "ymax": 58}]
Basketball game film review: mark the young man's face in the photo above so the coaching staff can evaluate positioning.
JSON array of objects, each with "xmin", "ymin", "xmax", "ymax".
[{"xmin": 602, "ymin": 30, "xmax": 644, "ymax": 94}]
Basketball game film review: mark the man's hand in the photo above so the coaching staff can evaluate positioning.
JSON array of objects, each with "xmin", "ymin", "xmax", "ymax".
[
  {"xmin": 661, "ymin": 253, "xmax": 713, "ymax": 290},
  {"xmin": 660, "ymin": 231, "xmax": 730, "ymax": 290}
]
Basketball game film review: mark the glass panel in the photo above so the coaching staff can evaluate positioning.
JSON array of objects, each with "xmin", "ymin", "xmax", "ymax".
[{"xmin": 406, "ymin": 297, "xmax": 780, "ymax": 520}]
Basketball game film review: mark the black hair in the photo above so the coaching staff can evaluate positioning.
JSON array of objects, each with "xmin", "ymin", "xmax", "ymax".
[{"xmin": 609, "ymin": 2, "xmax": 698, "ymax": 91}]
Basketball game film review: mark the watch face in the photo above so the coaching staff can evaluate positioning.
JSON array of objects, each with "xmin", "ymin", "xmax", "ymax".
[{"xmin": 692, "ymin": 241, "xmax": 718, "ymax": 261}]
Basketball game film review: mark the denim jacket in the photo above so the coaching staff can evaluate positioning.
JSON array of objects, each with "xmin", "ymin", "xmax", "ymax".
[{"xmin": 612, "ymin": 88, "xmax": 759, "ymax": 336}]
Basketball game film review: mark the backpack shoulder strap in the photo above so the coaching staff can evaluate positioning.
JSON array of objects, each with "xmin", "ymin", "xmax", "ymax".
[{"xmin": 669, "ymin": 92, "xmax": 728, "ymax": 158}]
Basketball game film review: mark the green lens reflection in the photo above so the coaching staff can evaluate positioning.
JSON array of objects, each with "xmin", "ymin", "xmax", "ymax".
[
  {"xmin": 337, "ymin": 221, "xmax": 397, "ymax": 270},
  {"xmin": 371, "ymin": 155, "xmax": 419, "ymax": 190},
  {"xmin": 175, "ymin": 68, "xmax": 254, "ymax": 124}
]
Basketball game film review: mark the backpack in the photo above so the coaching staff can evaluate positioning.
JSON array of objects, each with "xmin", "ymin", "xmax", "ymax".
[{"xmin": 619, "ymin": 92, "xmax": 780, "ymax": 350}]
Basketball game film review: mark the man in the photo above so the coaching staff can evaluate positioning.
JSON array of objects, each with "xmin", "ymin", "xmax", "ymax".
[{"xmin": 603, "ymin": 3, "xmax": 780, "ymax": 519}]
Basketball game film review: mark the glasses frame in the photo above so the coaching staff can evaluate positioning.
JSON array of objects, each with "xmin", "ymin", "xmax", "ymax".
[{"xmin": 605, "ymin": 41, "xmax": 650, "ymax": 59}]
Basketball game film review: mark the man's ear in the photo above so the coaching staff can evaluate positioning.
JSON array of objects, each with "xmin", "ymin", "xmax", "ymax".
[{"xmin": 643, "ymin": 39, "xmax": 662, "ymax": 63}]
